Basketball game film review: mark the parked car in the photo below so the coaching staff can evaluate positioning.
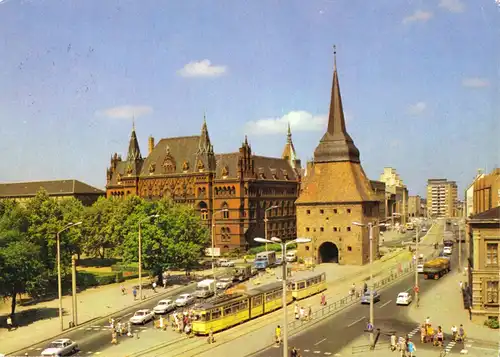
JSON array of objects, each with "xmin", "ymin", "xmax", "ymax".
[
  {"xmin": 361, "ymin": 290, "xmax": 380, "ymax": 304},
  {"xmin": 396, "ymin": 292, "xmax": 413, "ymax": 306},
  {"xmin": 218, "ymin": 259, "xmax": 235, "ymax": 267},
  {"xmin": 153, "ymin": 299, "xmax": 176, "ymax": 314},
  {"xmin": 129, "ymin": 309, "xmax": 155, "ymax": 324},
  {"xmin": 41, "ymin": 339, "xmax": 79, "ymax": 356},
  {"xmin": 216, "ymin": 276, "xmax": 233, "ymax": 290},
  {"xmin": 443, "ymin": 246, "xmax": 453, "ymax": 255},
  {"xmin": 175, "ymin": 293, "xmax": 195, "ymax": 307},
  {"xmin": 421, "ymin": 227, "xmax": 428, "ymax": 232}
]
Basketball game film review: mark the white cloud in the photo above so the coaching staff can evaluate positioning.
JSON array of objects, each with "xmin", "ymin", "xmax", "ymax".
[
  {"xmin": 245, "ymin": 111, "xmax": 328, "ymax": 135},
  {"xmin": 402, "ymin": 10, "xmax": 433, "ymax": 24},
  {"xmin": 462, "ymin": 77, "xmax": 490, "ymax": 88},
  {"xmin": 439, "ymin": 0, "xmax": 465, "ymax": 13},
  {"xmin": 96, "ymin": 105, "xmax": 153, "ymax": 119},
  {"xmin": 407, "ymin": 102, "xmax": 427, "ymax": 115},
  {"xmin": 177, "ymin": 59, "xmax": 227, "ymax": 78}
]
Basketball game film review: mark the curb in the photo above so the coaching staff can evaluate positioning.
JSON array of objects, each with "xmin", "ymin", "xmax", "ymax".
[{"xmin": 6, "ymin": 282, "xmax": 198, "ymax": 356}]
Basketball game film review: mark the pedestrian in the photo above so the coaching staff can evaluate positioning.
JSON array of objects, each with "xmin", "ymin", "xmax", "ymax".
[
  {"xmin": 390, "ymin": 332, "xmax": 397, "ymax": 351},
  {"xmin": 425, "ymin": 316, "xmax": 430, "ymax": 327},
  {"xmin": 299, "ymin": 306, "xmax": 305, "ymax": 321},
  {"xmin": 111, "ymin": 330, "xmax": 117, "ymax": 344},
  {"xmin": 6, "ymin": 315, "xmax": 13, "ymax": 331},
  {"xmin": 127, "ymin": 322, "xmax": 133, "ymax": 337},
  {"xmin": 163, "ymin": 277, "xmax": 167, "ymax": 288},
  {"xmin": 152, "ymin": 281, "xmax": 157, "ymax": 292},
  {"xmin": 290, "ymin": 346, "xmax": 298, "ymax": 357},
  {"xmin": 420, "ymin": 324, "xmax": 426, "ymax": 343},
  {"xmin": 275, "ymin": 325, "xmax": 282, "ymax": 345},
  {"xmin": 294, "ymin": 303, "xmax": 299, "ymax": 320},
  {"xmin": 459, "ymin": 281, "xmax": 463, "ymax": 290},
  {"xmin": 207, "ymin": 328, "xmax": 215, "ymax": 344},
  {"xmin": 307, "ymin": 306, "xmax": 312, "ymax": 321},
  {"xmin": 320, "ymin": 293, "xmax": 326, "ymax": 306},
  {"xmin": 132, "ymin": 287, "xmax": 137, "ymax": 300},
  {"xmin": 407, "ymin": 340, "xmax": 416, "ymax": 357}
]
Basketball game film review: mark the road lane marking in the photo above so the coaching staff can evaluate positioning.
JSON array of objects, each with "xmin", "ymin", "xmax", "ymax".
[
  {"xmin": 123, "ymin": 312, "xmax": 133, "ymax": 317},
  {"xmin": 35, "ymin": 348, "xmax": 42, "ymax": 351},
  {"xmin": 347, "ymin": 316, "xmax": 365, "ymax": 327},
  {"xmin": 304, "ymin": 350, "xmax": 310, "ymax": 352},
  {"xmin": 379, "ymin": 300, "xmax": 392, "ymax": 308},
  {"xmin": 87, "ymin": 352, "xmax": 92, "ymax": 354},
  {"xmin": 314, "ymin": 351, "xmax": 321, "ymax": 354},
  {"xmin": 314, "ymin": 338, "xmax": 327, "ymax": 345},
  {"xmin": 324, "ymin": 353, "xmax": 332, "ymax": 356},
  {"xmin": 405, "ymin": 287, "xmax": 412, "ymax": 292},
  {"xmin": 28, "ymin": 348, "xmax": 35, "ymax": 351}
]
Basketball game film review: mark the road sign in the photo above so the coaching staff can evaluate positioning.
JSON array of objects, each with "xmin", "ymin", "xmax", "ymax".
[{"xmin": 414, "ymin": 286, "xmax": 420, "ymax": 293}]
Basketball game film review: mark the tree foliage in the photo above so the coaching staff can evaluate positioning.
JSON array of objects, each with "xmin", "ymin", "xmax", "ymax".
[{"xmin": 0, "ymin": 189, "xmax": 209, "ymax": 315}]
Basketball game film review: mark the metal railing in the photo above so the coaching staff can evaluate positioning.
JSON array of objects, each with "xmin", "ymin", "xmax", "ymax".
[{"xmin": 288, "ymin": 259, "xmax": 417, "ymax": 331}]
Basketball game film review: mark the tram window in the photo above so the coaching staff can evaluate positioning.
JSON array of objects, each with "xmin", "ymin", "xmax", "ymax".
[
  {"xmin": 231, "ymin": 302, "xmax": 240, "ymax": 314},
  {"xmin": 211, "ymin": 309, "xmax": 221, "ymax": 320},
  {"xmin": 224, "ymin": 305, "xmax": 232, "ymax": 315},
  {"xmin": 266, "ymin": 293, "xmax": 273, "ymax": 302},
  {"xmin": 241, "ymin": 300, "xmax": 249, "ymax": 309},
  {"xmin": 253, "ymin": 296, "xmax": 263, "ymax": 306},
  {"xmin": 298, "ymin": 282, "xmax": 306, "ymax": 289}
]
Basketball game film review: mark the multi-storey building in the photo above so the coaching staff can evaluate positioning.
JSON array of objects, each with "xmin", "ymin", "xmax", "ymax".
[
  {"xmin": 408, "ymin": 195, "xmax": 422, "ymax": 218},
  {"xmin": 0, "ymin": 179, "xmax": 104, "ymax": 206},
  {"xmin": 466, "ymin": 206, "xmax": 500, "ymax": 323},
  {"xmin": 105, "ymin": 120, "xmax": 301, "ymax": 252},
  {"xmin": 465, "ymin": 170, "xmax": 485, "ymax": 218},
  {"xmin": 426, "ymin": 178, "xmax": 458, "ymax": 218},
  {"xmin": 473, "ymin": 168, "xmax": 500, "ymax": 215},
  {"xmin": 295, "ymin": 51, "xmax": 381, "ymax": 266},
  {"xmin": 379, "ymin": 167, "xmax": 408, "ymax": 225}
]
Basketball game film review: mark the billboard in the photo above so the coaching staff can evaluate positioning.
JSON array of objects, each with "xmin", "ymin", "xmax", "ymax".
[{"xmin": 205, "ymin": 247, "xmax": 221, "ymax": 257}]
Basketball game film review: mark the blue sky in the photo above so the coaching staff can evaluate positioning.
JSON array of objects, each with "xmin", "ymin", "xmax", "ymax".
[{"xmin": 0, "ymin": 0, "xmax": 498, "ymax": 197}]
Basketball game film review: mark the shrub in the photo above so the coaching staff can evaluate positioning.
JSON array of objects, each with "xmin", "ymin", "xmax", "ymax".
[
  {"xmin": 111, "ymin": 263, "xmax": 139, "ymax": 272},
  {"xmin": 484, "ymin": 317, "xmax": 500, "ymax": 329},
  {"xmin": 77, "ymin": 271, "xmax": 122, "ymax": 288},
  {"xmin": 78, "ymin": 257, "xmax": 121, "ymax": 267}
]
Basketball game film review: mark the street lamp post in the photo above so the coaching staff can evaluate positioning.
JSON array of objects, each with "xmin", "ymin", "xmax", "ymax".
[
  {"xmin": 414, "ymin": 222, "xmax": 420, "ymax": 307},
  {"xmin": 458, "ymin": 219, "xmax": 463, "ymax": 273},
  {"xmin": 56, "ymin": 221, "xmax": 82, "ymax": 332},
  {"xmin": 254, "ymin": 236, "xmax": 311, "ymax": 357},
  {"xmin": 138, "ymin": 214, "xmax": 159, "ymax": 301},
  {"xmin": 264, "ymin": 205, "xmax": 279, "ymax": 252},
  {"xmin": 211, "ymin": 208, "xmax": 229, "ymax": 280},
  {"xmin": 352, "ymin": 220, "xmax": 385, "ymax": 346}
]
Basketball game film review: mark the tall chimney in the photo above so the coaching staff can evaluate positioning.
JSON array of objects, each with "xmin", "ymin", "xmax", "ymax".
[{"xmin": 148, "ymin": 135, "xmax": 155, "ymax": 155}]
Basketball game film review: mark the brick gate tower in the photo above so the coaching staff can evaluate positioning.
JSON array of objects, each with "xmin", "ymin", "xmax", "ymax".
[{"xmin": 295, "ymin": 48, "xmax": 381, "ymax": 265}]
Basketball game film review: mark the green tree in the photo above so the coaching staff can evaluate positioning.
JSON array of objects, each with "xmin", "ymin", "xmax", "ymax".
[
  {"xmin": 0, "ymin": 203, "xmax": 45, "ymax": 316},
  {"xmin": 121, "ymin": 198, "xmax": 209, "ymax": 279},
  {"xmin": 81, "ymin": 197, "xmax": 118, "ymax": 258},
  {"xmin": 59, "ymin": 198, "xmax": 85, "ymax": 256}
]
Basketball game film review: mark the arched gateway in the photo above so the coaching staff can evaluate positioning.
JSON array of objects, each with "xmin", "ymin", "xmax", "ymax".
[{"xmin": 318, "ymin": 242, "xmax": 339, "ymax": 263}]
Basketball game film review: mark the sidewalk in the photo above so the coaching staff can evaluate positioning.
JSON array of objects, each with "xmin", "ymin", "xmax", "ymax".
[
  {"xmin": 99, "ymin": 223, "xmax": 442, "ymax": 357},
  {"xmin": 0, "ymin": 268, "xmax": 215, "ymax": 353}
]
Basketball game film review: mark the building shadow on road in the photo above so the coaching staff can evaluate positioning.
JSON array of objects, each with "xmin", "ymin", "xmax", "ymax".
[{"xmin": 0, "ymin": 307, "xmax": 61, "ymax": 329}]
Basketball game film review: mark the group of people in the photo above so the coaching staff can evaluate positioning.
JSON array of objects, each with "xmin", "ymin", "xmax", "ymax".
[
  {"xmin": 109, "ymin": 318, "xmax": 134, "ymax": 344},
  {"xmin": 349, "ymin": 282, "xmax": 368, "ymax": 298},
  {"xmin": 293, "ymin": 303, "xmax": 312, "ymax": 321},
  {"xmin": 170, "ymin": 309, "xmax": 196, "ymax": 335},
  {"xmin": 419, "ymin": 317, "xmax": 466, "ymax": 347},
  {"xmin": 390, "ymin": 333, "xmax": 417, "ymax": 357}
]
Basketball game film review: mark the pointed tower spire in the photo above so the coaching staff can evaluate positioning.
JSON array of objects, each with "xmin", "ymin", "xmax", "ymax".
[
  {"xmin": 198, "ymin": 113, "xmax": 213, "ymax": 154},
  {"xmin": 313, "ymin": 46, "xmax": 360, "ymax": 163},
  {"xmin": 282, "ymin": 123, "xmax": 301, "ymax": 170},
  {"xmin": 287, "ymin": 122, "xmax": 292, "ymax": 143},
  {"xmin": 127, "ymin": 123, "xmax": 142, "ymax": 161}
]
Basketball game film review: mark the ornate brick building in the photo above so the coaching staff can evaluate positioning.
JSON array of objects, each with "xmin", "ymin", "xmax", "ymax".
[
  {"xmin": 106, "ymin": 120, "xmax": 301, "ymax": 252},
  {"xmin": 296, "ymin": 51, "xmax": 381, "ymax": 266}
]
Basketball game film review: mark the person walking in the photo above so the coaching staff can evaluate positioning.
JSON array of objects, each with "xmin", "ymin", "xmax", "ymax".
[
  {"xmin": 320, "ymin": 292, "xmax": 326, "ymax": 306},
  {"xmin": 294, "ymin": 303, "xmax": 299, "ymax": 320},
  {"xmin": 290, "ymin": 347, "xmax": 298, "ymax": 357},
  {"xmin": 390, "ymin": 332, "xmax": 397, "ymax": 351},
  {"xmin": 407, "ymin": 340, "xmax": 416, "ymax": 357},
  {"xmin": 307, "ymin": 306, "xmax": 312, "ymax": 321},
  {"xmin": 6, "ymin": 315, "xmax": 13, "ymax": 331},
  {"xmin": 132, "ymin": 287, "xmax": 137, "ymax": 300},
  {"xmin": 152, "ymin": 281, "xmax": 157, "ymax": 293},
  {"xmin": 120, "ymin": 284, "xmax": 126, "ymax": 295},
  {"xmin": 275, "ymin": 325, "xmax": 282, "ymax": 345}
]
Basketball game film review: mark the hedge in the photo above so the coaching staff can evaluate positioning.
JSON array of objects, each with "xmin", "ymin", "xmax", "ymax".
[
  {"xmin": 77, "ymin": 257, "xmax": 121, "ymax": 267},
  {"xmin": 111, "ymin": 263, "xmax": 139, "ymax": 272},
  {"xmin": 77, "ymin": 271, "xmax": 122, "ymax": 288},
  {"xmin": 248, "ymin": 243, "xmax": 297, "ymax": 255}
]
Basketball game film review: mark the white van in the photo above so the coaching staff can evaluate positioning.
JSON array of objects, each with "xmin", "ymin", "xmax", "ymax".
[{"xmin": 285, "ymin": 251, "xmax": 297, "ymax": 263}]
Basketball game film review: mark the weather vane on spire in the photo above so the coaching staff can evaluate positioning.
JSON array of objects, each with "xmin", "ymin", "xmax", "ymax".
[
  {"xmin": 132, "ymin": 115, "xmax": 136, "ymax": 131},
  {"xmin": 333, "ymin": 44, "xmax": 337, "ymax": 69}
]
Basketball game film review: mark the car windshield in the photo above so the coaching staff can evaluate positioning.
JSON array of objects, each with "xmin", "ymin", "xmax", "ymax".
[
  {"xmin": 135, "ymin": 311, "xmax": 145, "ymax": 316},
  {"xmin": 158, "ymin": 301, "xmax": 167, "ymax": 305},
  {"xmin": 48, "ymin": 342, "xmax": 64, "ymax": 348},
  {"xmin": 255, "ymin": 257, "xmax": 267, "ymax": 261},
  {"xmin": 398, "ymin": 294, "xmax": 407, "ymax": 298},
  {"xmin": 364, "ymin": 291, "xmax": 375, "ymax": 296}
]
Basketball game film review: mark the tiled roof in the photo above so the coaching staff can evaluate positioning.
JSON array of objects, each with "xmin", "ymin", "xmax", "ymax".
[
  {"xmin": 0, "ymin": 180, "xmax": 104, "ymax": 197},
  {"xmin": 296, "ymin": 161, "xmax": 378, "ymax": 204}
]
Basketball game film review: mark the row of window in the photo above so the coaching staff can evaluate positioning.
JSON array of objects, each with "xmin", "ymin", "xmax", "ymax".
[
  {"xmin": 306, "ymin": 208, "xmax": 352, "ymax": 215},
  {"xmin": 305, "ymin": 226, "xmax": 352, "ymax": 233},
  {"xmin": 265, "ymin": 289, "xmax": 283, "ymax": 302}
]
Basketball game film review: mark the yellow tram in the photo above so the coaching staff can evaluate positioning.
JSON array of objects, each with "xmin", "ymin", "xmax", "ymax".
[
  {"xmin": 192, "ymin": 281, "xmax": 293, "ymax": 335},
  {"xmin": 289, "ymin": 271, "xmax": 327, "ymax": 300}
]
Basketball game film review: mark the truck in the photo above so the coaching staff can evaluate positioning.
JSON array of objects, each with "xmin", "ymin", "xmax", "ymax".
[
  {"xmin": 193, "ymin": 279, "xmax": 216, "ymax": 299},
  {"xmin": 423, "ymin": 258, "xmax": 451, "ymax": 280},
  {"xmin": 254, "ymin": 251, "xmax": 277, "ymax": 270},
  {"xmin": 231, "ymin": 264, "xmax": 253, "ymax": 282}
]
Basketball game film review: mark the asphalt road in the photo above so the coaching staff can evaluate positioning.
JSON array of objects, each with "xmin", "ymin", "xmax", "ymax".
[
  {"xmin": 15, "ymin": 283, "xmax": 198, "ymax": 356},
  {"xmin": 252, "ymin": 251, "xmax": 459, "ymax": 357}
]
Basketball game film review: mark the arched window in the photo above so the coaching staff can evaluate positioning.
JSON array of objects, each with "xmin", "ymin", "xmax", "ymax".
[
  {"xmin": 199, "ymin": 201, "xmax": 208, "ymax": 220},
  {"xmin": 221, "ymin": 202, "xmax": 229, "ymax": 219}
]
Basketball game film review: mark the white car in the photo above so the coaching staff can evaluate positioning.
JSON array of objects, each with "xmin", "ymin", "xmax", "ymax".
[
  {"xmin": 216, "ymin": 277, "xmax": 233, "ymax": 290},
  {"xmin": 41, "ymin": 338, "xmax": 79, "ymax": 356},
  {"xmin": 218, "ymin": 259, "xmax": 235, "ymax": 267},
  {"xmin": 153, "ymin": 299, "xmax": 176, "ymax": 314},
  {"xmin": 129, "ymin": 309, "xmax": 155, "ymax": 324},
  {"xmin": 396, "ymin": 292, "xmax": 413, "ymax": 306},
  {"xmin": 175, "ymin": 293, "xmax": 195, "ymax": 307},
  {"xmin": 443, "ymin": 246, "xmax": 453, "ymax": 255}
]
